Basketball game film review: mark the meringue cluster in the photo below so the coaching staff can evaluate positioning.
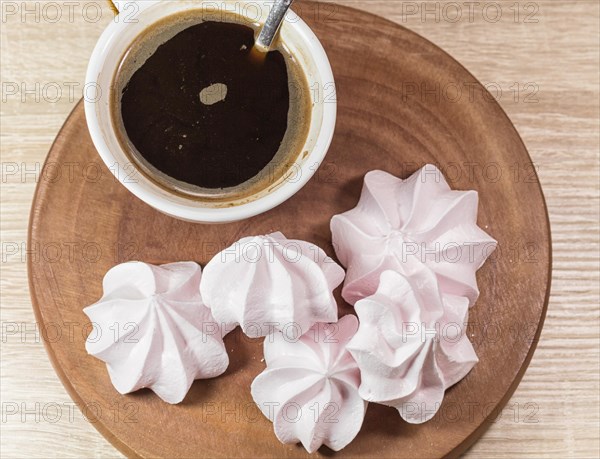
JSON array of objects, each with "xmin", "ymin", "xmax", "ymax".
[
  {"xmin": 85, "ymin": 232, "xmax": 344, "ymax": 394},
  {"xmin": 333, "ymin": 165, "xmax": 496, "ymax": 424},
  {"xmin": 84, "ymin": 164, "xmax": 496, "ymax": 453}
]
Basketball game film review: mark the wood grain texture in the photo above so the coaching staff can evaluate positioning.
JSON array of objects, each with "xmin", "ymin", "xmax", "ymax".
[
  {"xmin": 27, "ymin": 1, "xmax": 552, "ymax": 453},
  {"xmin": 1, "ymin": 1, "xmax": 598, "ymax": 458}
]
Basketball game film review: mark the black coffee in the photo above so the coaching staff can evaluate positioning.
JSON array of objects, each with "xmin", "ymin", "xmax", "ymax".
[{"xmin": 113, "ymin": 14, "xmax": 311, "ymax": 199}]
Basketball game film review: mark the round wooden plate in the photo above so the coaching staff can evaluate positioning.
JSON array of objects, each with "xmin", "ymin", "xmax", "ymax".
[{"xmin": 28, "ymin": 2, "xmax": 551, "ymax": 458}]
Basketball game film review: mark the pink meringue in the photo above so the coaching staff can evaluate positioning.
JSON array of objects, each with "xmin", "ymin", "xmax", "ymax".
[
  {"xmin": 84, "ymin": 262, "xmax": 229, "ymax": 404},
  {"xmin": 347, "ymin": 269, "xmax": 477, "ymax": 424},
  {"xmin": 251, "ymin": 315, "xmax": 367, "ymax": 453},
  {"xmin": 200, "ymin": 232, "xmax": 345, "ymax": 339},
  {"xmin": 331, "ymin": 165, "xmax": 497, "ymax": 305}
]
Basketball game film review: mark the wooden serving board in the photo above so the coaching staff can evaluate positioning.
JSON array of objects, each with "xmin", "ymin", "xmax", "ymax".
[{"xmin": 28, "ymin": 2, "xmax": 551, "ymax": 458}]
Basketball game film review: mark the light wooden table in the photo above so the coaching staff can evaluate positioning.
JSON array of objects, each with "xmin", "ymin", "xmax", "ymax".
[{"xmin": 1, "ymin": 1, "xmax": 598, "ymax": 458}]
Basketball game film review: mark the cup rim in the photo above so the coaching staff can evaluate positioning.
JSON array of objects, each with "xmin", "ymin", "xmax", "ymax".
[{"xmin": 84, "ymin": 0, "xmax": 336, "ymax": 223}]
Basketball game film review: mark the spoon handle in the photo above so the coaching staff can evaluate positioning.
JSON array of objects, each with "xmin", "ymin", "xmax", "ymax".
[{"xmin": 255, "ymin": 0, "xmax": 294, "ymax": 51}]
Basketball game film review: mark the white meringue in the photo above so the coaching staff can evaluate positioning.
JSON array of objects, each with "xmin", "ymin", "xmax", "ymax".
[
  {"xmin": 251, "ymin": 315, "xmax": 367, "ymax": 453},
  {"xmin": 347, "ymin": 269, "xmax": 477, "ymax": 424},
  {"xmin": 331, "ymin": 165, "xmax": 497, "ymax": 305},
  {"xmin": 84, "ymin": 261, "xmax": 229, "ymax": 404},
  {"xmin": 200, "ymin": 232, "xmax": 345, "ymax": 339}
]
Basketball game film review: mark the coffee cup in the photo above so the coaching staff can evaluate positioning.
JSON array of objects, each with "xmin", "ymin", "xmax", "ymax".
[{"xmin": 85, "ymin": 0, "xmax": 336, "ymax": 223}]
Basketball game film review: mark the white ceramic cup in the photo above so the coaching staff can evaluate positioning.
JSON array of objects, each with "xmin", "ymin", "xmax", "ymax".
[{"xmin": 85, "ymin": 0, "xmax": 336, "ymax": 223}]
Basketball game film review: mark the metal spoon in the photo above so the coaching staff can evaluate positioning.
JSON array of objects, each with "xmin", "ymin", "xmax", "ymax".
[{"xmin": 254, "ymin": 0, "xmax": 294, "ymax": 53}]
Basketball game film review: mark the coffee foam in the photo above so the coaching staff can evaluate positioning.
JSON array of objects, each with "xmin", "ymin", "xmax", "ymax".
[{"xmin": 111, "ymin": 10, "xmax": 312, "ymax": 204}]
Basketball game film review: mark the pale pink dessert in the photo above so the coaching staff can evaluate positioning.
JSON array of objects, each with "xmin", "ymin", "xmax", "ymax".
[
  {"xmin": 251, "ymin": 315, "xmax": 366, "ymax": 453},
  {"xmin": 201, "ymin": 232, "xmax": 345, "ymax": 339},
  {"xmin": 331, "ymin": 165, "xmax": 497, "ymax": 305},
  {"xmin": 84, "ymin": 262, "xmax": 228, "ymax": 404},
  {"xmin": 347, "ymin": 269, "xmax": 477, "ymax": 424}
]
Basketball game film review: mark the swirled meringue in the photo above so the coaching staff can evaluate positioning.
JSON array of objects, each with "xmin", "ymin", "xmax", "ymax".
[
  {"xmin": 331, "ymin": 165, "xmax": 497, "ymax": 305},
  {"xmin": 347, "ymin": 269, "xmax": 477, "ymax": 424},
  {"xmin": 200, "ymin": 232, "xmax": 345, "ymax": 339},
  {"xmin": 84, "ymin": 261, "xmax": 229, "ymax": 404},
  {"xmin": 251, "ymin": 315, "xmax": 366, "ymax": 453}
]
